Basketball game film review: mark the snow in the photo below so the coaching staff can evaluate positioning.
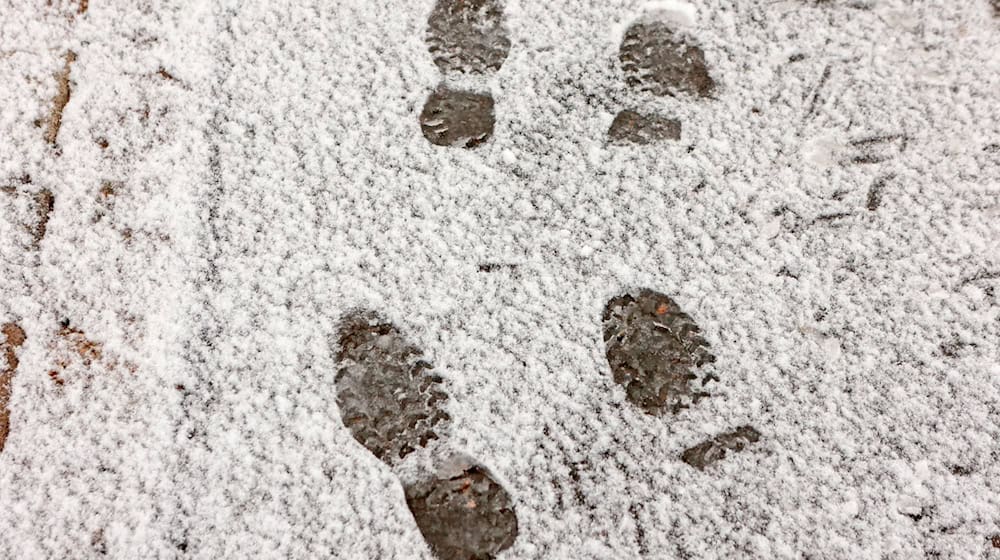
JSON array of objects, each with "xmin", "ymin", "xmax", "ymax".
[
  {"xmin": 640, "ymin": 1, "xmax": 699, "ymax": 26},
  {"xmin": 1, "ymin": 0, "xmax": 1000, "ymax": 558}
]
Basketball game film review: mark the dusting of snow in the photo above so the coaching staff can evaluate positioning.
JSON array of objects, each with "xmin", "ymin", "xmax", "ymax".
[
  {"xmin": 1, "ymin": 0, "xmax": 1000, "ymax": 558},
  {"xmin": 638, "ymin": 1, "xmax": 699, "ymax": 26}
]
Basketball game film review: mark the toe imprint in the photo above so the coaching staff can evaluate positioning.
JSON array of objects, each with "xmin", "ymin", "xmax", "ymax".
[
  {"xmin": 681, "ymin": 426, "xmax": 761, "ymax": 470},
  {"xmin": 608, "ymin": 110, "xmax": 681, "ymax": 144},
  {"xmin": 420, "ymin": 87, "xmax": 496, "ymax": 148},
  {"xmin": 427, "ymin": 0, "xmax": 511, "ymax": 74},
  {"xmin": 405, "ymin": 464, "xmax": 519, "ymax": 560},
  {"xmin": 335, "ymin": 311, "xmax": 450, "ymax": 464},
  {"xmin": 619, "ymin": 18, "xmax": 716, "ymax": 98},
  {"xmin": 602, "ymin": 289, "xmax": 715, "ymax": 415}
]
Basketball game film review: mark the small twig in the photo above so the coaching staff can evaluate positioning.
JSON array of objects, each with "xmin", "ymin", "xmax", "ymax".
[
  {"xmin": 32, "ymin": 189, "xmax": 55, "ymax": 248},
  {"xmin": 156, "ymin": 67, "xmax": 178, "ymax": 82},
  {"xmin": 849, "ymin": 133, "xmax": 908, "ymax": 148},
  {"xmin": 866, "ymin": 174, "xmax": 894, "ymax": 211},
  {"xmin": 478, "ymin": 263, "xmax": 518, "ymax": 272},
  {"xmin": 959, "ymin": 271, "xmax": 1000, "ymax": 286},
  {"xmin": 804, "ymin": 64, "xmax": 831, "ymax": 120},
  {"xmin": 813, "ymin": 212, "xmax": 852, "ymax": 223}
]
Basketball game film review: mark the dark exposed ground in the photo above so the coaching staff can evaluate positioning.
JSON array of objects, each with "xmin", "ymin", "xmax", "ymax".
[
  {"xmin": 619, "ymin": 18, "xmax": 716, "ymax": 98},
  {"xmin": 405, "ymin": 465, "xmax": 519, "ymax": 560},
  {"xmin": 335, "ymin": 310, "xmax": 451, "ymax": 464},
  {"xmin": 45, "ymin": 51, "xmax": 77, "ymax": 147},
  {"xmin": 681, "ymin": 426, "xmax": 762, "ymax": 470},
  {"xmin": 602, "ymin": 289, "xmax": 716, "ymax": 415},
  {"xmin": 608, "ymin": 110, "xmax": 682, "ymax": 144},
  {"xmin": 420, "ymin": 88, "xmax": 497, "ymax": 149},
  {"xmin": 427, "ymin": 0, "xmax": 510, "ymax": 74},
  {"xmin": 32, "ymin": 189, "xmax": 55, "ymax": 248}
]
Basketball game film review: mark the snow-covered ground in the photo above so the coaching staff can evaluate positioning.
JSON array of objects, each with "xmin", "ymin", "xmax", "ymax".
[{"xmin": 2, "ymin": 0, "xmax": 999, "ymax": 558}]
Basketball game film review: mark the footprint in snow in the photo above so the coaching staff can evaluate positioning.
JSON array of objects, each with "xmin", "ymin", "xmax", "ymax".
[
  {"xmin": 602, "ymin": 288, "xmax": 760, "ymax": 470},
  {"xmin": 335, "ymin": 310, "xmax": 518, "ymax": 560},
  {"xmin": 417, "ymin": 4, "xmax": 719, "ymax": 148},
  {"xmin": 604, "ymin": 10, "xmax": 758, "ymax": 467},
  {"xmin": 343, "ymin": 3, "xmax": 759, "ymax": 558},
  {"xmin": 609, "ymin": 7, "xmax": 716, "ymax": 144},
  {"xmin": 419, "ymin": 0, "xmax": 510, "ymax": 148},
  {"xmin": 602, "ymin": 289, "xmax": 716, "ymax": 416}
]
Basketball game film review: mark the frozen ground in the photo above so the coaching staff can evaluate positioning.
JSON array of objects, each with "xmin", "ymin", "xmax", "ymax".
[{"xmin": 1, "ymin": 0, "xmax": 1000, "ymax": 558}]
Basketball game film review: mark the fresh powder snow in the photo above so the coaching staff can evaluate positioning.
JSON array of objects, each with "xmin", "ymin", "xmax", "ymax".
[{"xmin": 1, "ymin": 0, "xmax": 999, "ymax": 558}]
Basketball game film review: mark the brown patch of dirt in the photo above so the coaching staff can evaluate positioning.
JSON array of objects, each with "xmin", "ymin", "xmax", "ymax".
[
  {"xmin": 99, "ymin": 182, "xmax": 117, "ymax": 198},
  {"xmin": 404, "ymin": 464, "xmax": 519, "ymax": 559},
  {"xmin": 0, "ymin": 174, "xmax": 32, "ymax": 194},
  {"xmin": 91, "ymin": 528, "xmax": 106, "ymax": 555},
  {"xmin": 45, "ymin": 51, "xmax": 77, "ymax": 146},
  {"xmin": 33, "ymin": 188, "xmax": 55, "ymax": 247},
  {"xmin": 56, "ymin": 325, "xmax": 103, "ymax": 364},
  {"xmin": 45, "ymin": 324, "xmax": 124, "ymax": 385},
  {"xmin": 681, "ymin": 425, "xmax": 761, "ymax": 470},
  {"xmin": 1, "ymin": 323, "xmax": 27, "ymax": 453}
]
